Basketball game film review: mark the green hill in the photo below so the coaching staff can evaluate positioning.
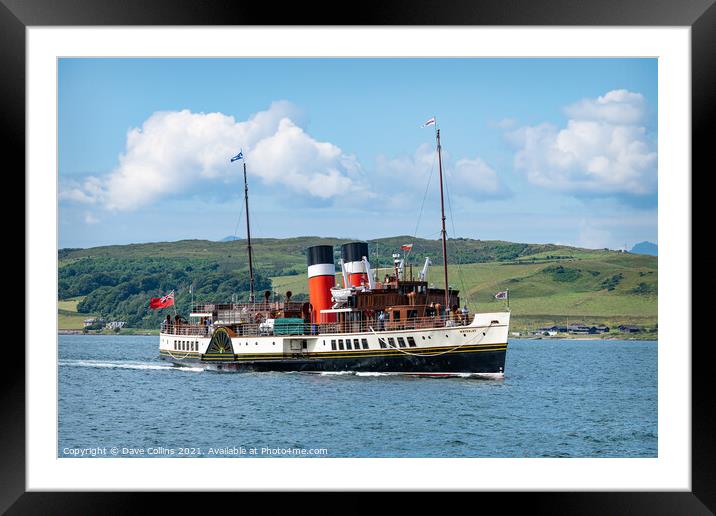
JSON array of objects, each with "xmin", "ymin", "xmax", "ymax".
[{"xmin": 58, "ymin": 238, "xmax": 657, "ymax": 335}]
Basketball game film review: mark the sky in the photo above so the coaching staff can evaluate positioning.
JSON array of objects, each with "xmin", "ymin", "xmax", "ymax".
[{"xmin": 58, "ymin": 58, "xmax": 658, "ymax": 250}]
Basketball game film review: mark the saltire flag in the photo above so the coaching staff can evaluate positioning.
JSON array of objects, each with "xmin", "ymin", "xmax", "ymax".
[
  {"xmin": 150, "ymin": 291, "xmax": 175, "ymax": 309},
  {"xmin": 401, "ymin": 243, "xmax": 414, "ymax": 251},
  {"xmin": 230, "ymin": 150, "xmax": 244, "ymax": 162},
  {"xmin": 494, "ymin": 290, "xmax": 508, "ymax": 300},
  {"xmin": 421, "ymin": 117, "xmax": 436, "ymax": 128}
]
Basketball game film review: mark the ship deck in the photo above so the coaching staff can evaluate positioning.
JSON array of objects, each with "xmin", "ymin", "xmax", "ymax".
[{"xmin": 161, "ymin": 314, "xmax": 479, "ymax": 338}]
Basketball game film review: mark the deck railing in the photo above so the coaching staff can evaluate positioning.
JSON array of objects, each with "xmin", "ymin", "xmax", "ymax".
[{"xmin": 161, "ymin": 315, "xmax": 474, "ymax": 337}]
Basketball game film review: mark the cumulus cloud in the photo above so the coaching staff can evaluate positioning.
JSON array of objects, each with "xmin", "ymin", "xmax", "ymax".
[
  {"xmin": 507, "ymin": 89, "xmax": 656, "ymax": 195},
  {"xmin": 376, "ymin": 144, "xmax": 509, "ymax": 200},
  {"xmin": 60, "ymin": 101, "xmax": 363, "ymax": 211}
]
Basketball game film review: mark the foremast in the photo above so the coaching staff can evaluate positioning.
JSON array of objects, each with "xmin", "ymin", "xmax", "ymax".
[{"xmin": 242, "ymin": 159, "xmax": 255, "ymax": 303}]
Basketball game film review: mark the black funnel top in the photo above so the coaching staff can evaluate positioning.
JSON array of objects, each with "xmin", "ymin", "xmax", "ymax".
[
  {"xmin": 307, "ymin": 245, "xmax": 334, "ymax": 266},
  {"xmin": 341, "ymin": 242, "xmax": 369, "ymax": 263}
]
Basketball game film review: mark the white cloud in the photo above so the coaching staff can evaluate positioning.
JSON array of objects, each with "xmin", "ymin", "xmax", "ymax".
[
  {"xmin": 452, "ymin": 157, "xmax": 504, "ymax": 195},
  {"xmin": 60, "ymin": 102, "xmax": 363, "ymax": 211},
  {"xmin": 508, "ymin": 89, "xmax": 656, "ymax": 195},
  {"xmin": 83, "ymin": 211, "xmax": 100, "ymax": 224},
  {"xmin": 376, "ymin": 144, "xmax": 508, "ymax": 200},
  {"xmin": 564, "ymin": 89, "xmax": 646, "ymax": 125}
]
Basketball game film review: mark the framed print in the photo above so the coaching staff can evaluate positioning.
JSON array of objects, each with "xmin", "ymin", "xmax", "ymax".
[{"xmin": 7, "ymin": 0, "xmax": 713, "ymax": 512}]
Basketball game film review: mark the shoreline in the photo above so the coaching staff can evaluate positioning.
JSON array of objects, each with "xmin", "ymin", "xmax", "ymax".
[{"xmin": 58, "ymin": 329, "xmax": 657, "ymax": 341}]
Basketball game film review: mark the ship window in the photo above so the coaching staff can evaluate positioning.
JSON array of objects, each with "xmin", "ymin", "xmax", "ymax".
[
  {"xmin": 346, "ymin": 339, "xmax": 352, "ymax": 350},
  {"xmin": 397, "ymin": 337, "xmax": 406, "ymax": 348},
  {"xmin": 393, "ymin": 311, "xmax": 401, "ymax": 321},
  {"xmin": 388, "ymin": 338, "xmax": 395, "ymax": 348},
  {"xmin": 379, "ymin": 338, "xmax": 386, "ymax": 349},
  {"xmin": 331, "ymin": 340, "xmax": 337, "ymax": 350},
  {"xmin": 408, "ymin": 337, "xmax": 417, "ymax": 347},
  {"xmin": 361, "ymin": 338, "xmax": 369, "ymax": 349},
  {"xmin": 338, "ymin": 339, "xmax": 344, "ymax": 350}
]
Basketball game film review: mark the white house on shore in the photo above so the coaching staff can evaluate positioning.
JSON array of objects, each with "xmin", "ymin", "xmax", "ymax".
[{"xmin": 83, "ymin": 317, "xmax": 103, "ymax": 327}]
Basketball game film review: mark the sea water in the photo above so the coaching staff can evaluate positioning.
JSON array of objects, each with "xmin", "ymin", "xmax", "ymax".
[{"xmin": 58, "ymin": 335, "xmax": 657, "ymax": 458}]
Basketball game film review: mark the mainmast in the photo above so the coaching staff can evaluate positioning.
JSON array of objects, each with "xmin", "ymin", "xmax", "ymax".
[
  {"xmin": 243, "ymin": 161, "xmax": 255, "ymax": 303},
  {"xmin": 436, "ymin": 128, "xmax": 450, "ymax": 313}
]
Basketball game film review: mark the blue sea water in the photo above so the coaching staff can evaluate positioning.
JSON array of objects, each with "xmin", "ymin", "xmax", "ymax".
[{"xmin": 58, "ymin": 335, "xmax": 657, "ymax": 458}]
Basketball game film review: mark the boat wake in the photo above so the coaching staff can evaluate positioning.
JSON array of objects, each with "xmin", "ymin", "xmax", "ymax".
[{"xmin": 59, "ymin": 359, "xmax": 204, "ymax": 373}]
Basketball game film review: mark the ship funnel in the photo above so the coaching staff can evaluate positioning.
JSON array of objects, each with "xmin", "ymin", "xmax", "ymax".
[
  {"xmin": 307, "ymin": 245, "xmax": 336, "ymax": 324},
  {"xmin": 341, "ymin": 242, "xmax": 370, "ymax": 287}
]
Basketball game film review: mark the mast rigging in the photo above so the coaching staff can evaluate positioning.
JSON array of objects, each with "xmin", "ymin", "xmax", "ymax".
[
  {"xmin": 436, "ymin": 128, "xmax": 450, "ymax": 313},
  {"xmin": 243, "ymin": 160, "xmax": 255, "ymax": 303}
]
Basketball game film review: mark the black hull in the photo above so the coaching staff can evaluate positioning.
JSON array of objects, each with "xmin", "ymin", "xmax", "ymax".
[{"xmin": 160, "ymin": 347, "xmax": 507, "ymax": 375}]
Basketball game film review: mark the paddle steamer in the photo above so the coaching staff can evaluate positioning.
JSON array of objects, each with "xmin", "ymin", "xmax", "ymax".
[{"xmin": 159, "ymin": 125, "xmax": 510, "ymax": 376}]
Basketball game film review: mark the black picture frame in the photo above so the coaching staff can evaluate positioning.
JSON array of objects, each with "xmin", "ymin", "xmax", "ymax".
[{"xmin": 7, "ymin": 0, "xmax": 712, "ymax": 512}]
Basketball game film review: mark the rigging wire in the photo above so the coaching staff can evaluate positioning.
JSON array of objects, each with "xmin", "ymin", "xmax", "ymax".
[
  {"xmin": 408, "ymin": 149, "xmax": 438, "ymax": 265},
  {"xmin": 232, "ymin": 195, "xmax": 246, "ymax": 241},
  {"xmin": 442, "ymin": 153, "xmax": 473, "ymax": 309}
]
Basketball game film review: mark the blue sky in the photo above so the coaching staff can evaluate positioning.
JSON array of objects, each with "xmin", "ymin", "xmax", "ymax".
[{"xmin": 59, "ymin": 58, "xmax": 657, "ymax": 250}]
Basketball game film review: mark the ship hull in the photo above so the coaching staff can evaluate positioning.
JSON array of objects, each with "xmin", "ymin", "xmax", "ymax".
[
  {"xmin": 159, "ymin": 311, "xmax": 510, "ymax": 377},
  {"xmin": 160, "ymin": 344, "xmax": 506, "ymax": 376}
]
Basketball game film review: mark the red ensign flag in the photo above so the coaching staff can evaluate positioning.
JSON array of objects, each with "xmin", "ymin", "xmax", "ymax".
[
  {"xmin": 150, "ymin": 291, "xmax": 175, "ymax": 309},
  {"xmin": 401, "ymin": 243, "xmax": 414, "ymax": 251}
]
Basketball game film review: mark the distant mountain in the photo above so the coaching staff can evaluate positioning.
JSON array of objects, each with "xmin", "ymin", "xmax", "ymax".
[
  {"xmin": 219, "ymin": 235, "xmax": 241, "ymax": 242},
  {"xmin": 630, "ymin": 241, "xmax": 657, "ymax": 256}
]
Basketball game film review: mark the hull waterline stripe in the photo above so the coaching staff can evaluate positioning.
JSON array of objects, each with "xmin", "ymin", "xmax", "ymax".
[{"xmin": 195, "ymin": 345, "xmax": 507, "ymax": 361}]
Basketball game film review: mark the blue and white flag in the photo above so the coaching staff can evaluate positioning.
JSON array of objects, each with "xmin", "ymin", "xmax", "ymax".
[
  {"xmin": 495, "ymin": 290, "xmax": 508, "ymax": 300},
  {"xmin": 230, "ymin": 151, "xmax": 244, "ymax": 162}
]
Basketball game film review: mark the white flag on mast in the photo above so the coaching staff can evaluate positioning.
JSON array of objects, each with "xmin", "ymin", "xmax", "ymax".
[{"xmin": 421, "ymin": 117, "xmax": 436, "ymax": 128}]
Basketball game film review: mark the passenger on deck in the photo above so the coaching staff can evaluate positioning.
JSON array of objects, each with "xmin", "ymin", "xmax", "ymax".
[
  {"xmin": 461, "ymin": 306, "xmax": 469, "ymax": 325},
  {"xmin": 165, "ymin": 314, "xmax": 172, "ymax": 332},
  {"xmin": 378, "ymin": 311, "xmax": 385, "ymax": 331}
]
